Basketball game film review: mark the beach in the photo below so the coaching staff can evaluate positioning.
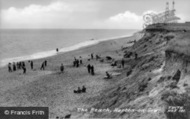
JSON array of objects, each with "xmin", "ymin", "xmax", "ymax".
[
  {"xmin": 0, "ymin": 34, "xmax": 136, "ymax": 118},
  {"xmin": 0, "ymin": 29, "xmax": 136, "ymax": 67},
  {"xmin": 1, "ymin": 23, "xmax": 190, "ymax": 119}
]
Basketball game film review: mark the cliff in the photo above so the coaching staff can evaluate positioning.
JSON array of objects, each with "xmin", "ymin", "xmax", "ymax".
[{"xmin": 87, "ymin": 23, "xmax": 190, "ymax": 119}]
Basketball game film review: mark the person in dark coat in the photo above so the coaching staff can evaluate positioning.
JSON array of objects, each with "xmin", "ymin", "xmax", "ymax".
[
  {"xmin": 44, "ymin": 60, "xmax": 47, "ymax": 67},
  {"xmin": 40, "ymin": 62, "xmax": 45, "ymax": 70},
  {"xmin": 73, "ymin": 57, "xmax": 77, "ymax": 67},
  {"xmin": 30, "ymin": 61, "xmax": 33, "ymax": 70},
  {"xmin": 23, "ymin": 66, "xmax": 26, "ymax": 74},
  {"xmin": 76, "ymin": 59, "xmax": 79, "ymax": 67},
  {"xmin": 22, "ymin": 62, "xmax": 25, "ymax": 68},
  {"xmin": 60, "ymin": 64, "xmax": 64, "ymax": 73},
  {"xmin": 13, "ymin": 62, "xmax": 16, "ymax": 71},
  {"xmin": 91, "ymin": 65, "xmax": 95, "ymax": 75},
  {"xmin": 79, "ymin": 56, "xmax": 82, "ymax": 64},
  {"xmin": 91, "ymin": 53, "xmax": 94, "ymax": 59},
  {"xmin": 87, "ymin": 64, "xmax": 91, "ymax": 73},
  {"xmin": 8, "ymin": 63, "xmax": 12, "ymax": 72}
]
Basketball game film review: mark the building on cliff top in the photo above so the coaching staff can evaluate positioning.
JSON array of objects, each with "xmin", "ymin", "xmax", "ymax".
[{"xmin": 143, "ymin": 1, "xmax": 180, "ymax": 28}]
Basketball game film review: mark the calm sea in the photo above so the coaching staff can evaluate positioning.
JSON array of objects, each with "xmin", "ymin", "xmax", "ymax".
[{"xmin": 0, "ymin": 29, "xmax": 137, "ymax": 66}]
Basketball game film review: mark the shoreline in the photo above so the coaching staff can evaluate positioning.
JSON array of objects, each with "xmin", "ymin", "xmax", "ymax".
[
  {"xmin": 0, "ymin": 34, "xmax": 136, "ymax": 67},
  {"xmin": 0, "ymin": 32, "xmax": 136, "ymax": 118},
  {"xmin": 1, "ymin": 23, "xmax": 190, "ymax": 119}
]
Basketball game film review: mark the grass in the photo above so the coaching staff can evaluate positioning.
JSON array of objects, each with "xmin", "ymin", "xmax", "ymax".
[{"xmin": 167, "ymin": 33, "xmax": 190, "ymax": 57}]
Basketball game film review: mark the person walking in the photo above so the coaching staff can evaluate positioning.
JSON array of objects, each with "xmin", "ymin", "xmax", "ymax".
[{"xmin": 40, "ymin": 62, "xmax": 45, "ymax": 70}]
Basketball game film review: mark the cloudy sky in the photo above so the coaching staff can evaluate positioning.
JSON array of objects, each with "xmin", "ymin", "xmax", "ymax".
[{"xmin": 0, "ymin": 0, "xmax": 189, "ymax": 29}]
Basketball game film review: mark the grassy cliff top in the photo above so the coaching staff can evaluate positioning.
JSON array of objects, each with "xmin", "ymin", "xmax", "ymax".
[{"xmin": 167, "ymin": 32, "xmax": 190, "ymax": 57}]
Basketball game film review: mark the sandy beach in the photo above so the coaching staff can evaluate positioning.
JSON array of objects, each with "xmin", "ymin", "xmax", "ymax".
[
  {"xmin": 1, "ymin": 23, "xmax": 190, "ymax": 119},
  {"xmin": 0, "ymin": 35, "xmax": 136, "ymax": 118}
]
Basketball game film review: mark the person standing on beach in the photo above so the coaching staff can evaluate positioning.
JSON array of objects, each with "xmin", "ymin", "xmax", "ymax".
[
  {"xmin": 121, "ymin": 58, "xmax": 125, "ymax": 68},
  {"xmin": 22, "ymin": 66, "xmax": 26, "ymax": 74},
  {"xmin": 22, "ymin": 62, "xmax": 25, "ymax": 68},
  {"xmin": 79, "ymin": 56, "xmax": 83, "ymax": 64},
  {"xmin": 91, "ymin": 65, "xmax": 95, "ymax": 75},
  {"xmin": 91, "ymin": 53, "xmax": 94, "ymax": 59},
  {"xmin": 8, "ymin": 63, "xmax": 12, "ymax": 72},
  {"xmin": 76, "ymin": 59, "xmax": 79, "ymax": 67},
  {"xmin": 87, "ymin": 64, "xmax": 91, "ymax": 73},
  {"xmin": 44, "ymin": 60, "xmax": 47, "ymax": 67},
  {"xmin": 13, "ymin": 62, "xmax": 16, "ymax": 71},
  {"xmin": 30, "ymin": 61, "xmax": 33, "ymax": 70},
  {"xmin": 60, "ymin": 64, "xmax": 64, "ymax": 73}
]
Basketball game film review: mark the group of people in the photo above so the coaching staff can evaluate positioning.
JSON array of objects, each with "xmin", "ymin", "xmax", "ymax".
[
  {"xmin": 73, "ymin": 86, "xmax": 86, "ymax": 94},
  {"xmin": 8, "ymin": 61, "xmax": 34, "ymax": 74},
  {"xmin": 7, "ymin": 59, "xmax": 48, "ymax": 73},
  {"xmin": 90, "ymin": 53, "xmax": 101, "ymax": 60},
  {"xmin": 40, "ymin": 60, "xmax": 47, "ymax": 70},
  {"xmin": 87, "ymin": 64, "xmax": 95, "ymax": 75},
  {"xmin": 73, "ymin": 56, "xmax": 83, "ymax": 67}
]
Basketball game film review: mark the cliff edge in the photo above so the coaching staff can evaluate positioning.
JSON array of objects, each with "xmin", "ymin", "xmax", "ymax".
[{"xmin": 87, "ymin": 23, "xmax": 190, "ymax": 119}]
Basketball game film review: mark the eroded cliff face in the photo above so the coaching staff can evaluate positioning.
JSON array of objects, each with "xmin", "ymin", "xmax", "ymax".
[
  {"xmin": 87, "ymin": 23, "xmax": 190, "ymax": 119},
  {"xmin": 165, "ymin": 50, "xmax": 190, "ymax": 75}
]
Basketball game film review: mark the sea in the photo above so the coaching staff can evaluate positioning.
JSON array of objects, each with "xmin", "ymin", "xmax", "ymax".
[{"xmin": 0, "ymin": 29, "xmax": 138, "ymax": 67}]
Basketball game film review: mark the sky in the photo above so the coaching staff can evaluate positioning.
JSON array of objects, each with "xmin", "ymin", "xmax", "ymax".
[{"xmin": 0, "ymin": 0, "xmax": 189, "ymax": 29}]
